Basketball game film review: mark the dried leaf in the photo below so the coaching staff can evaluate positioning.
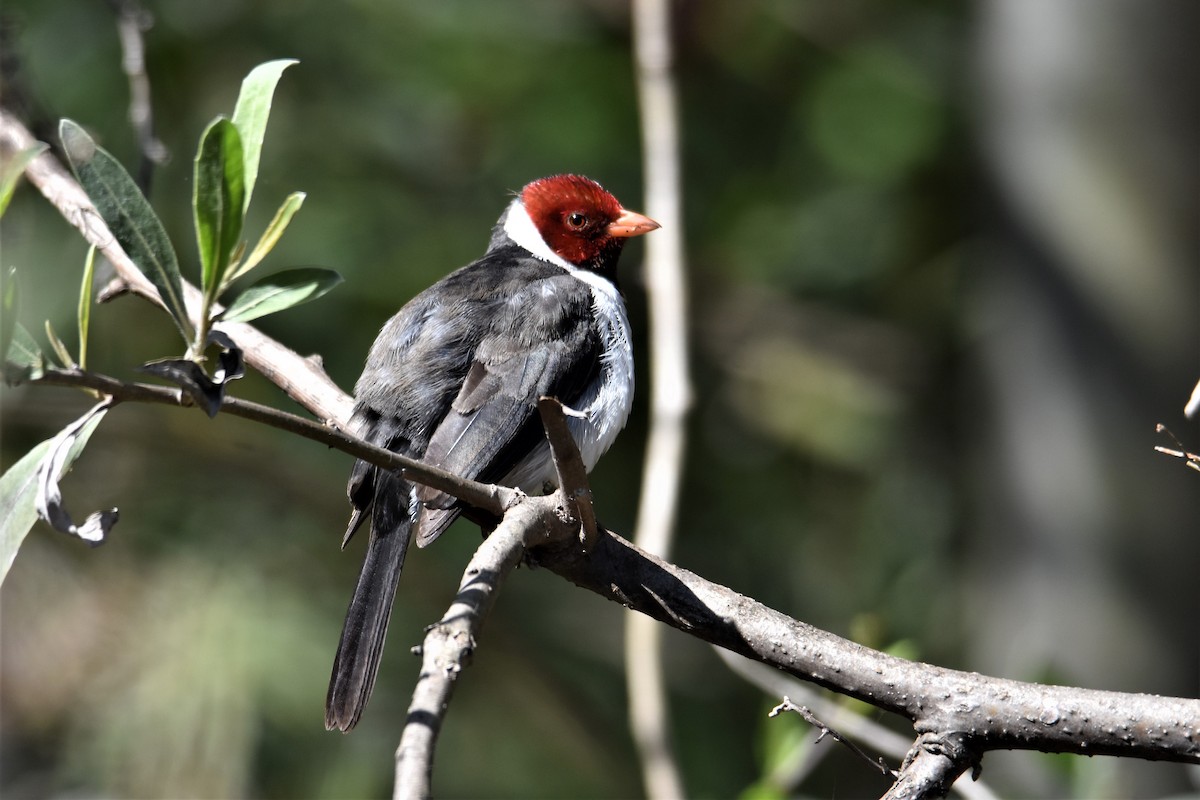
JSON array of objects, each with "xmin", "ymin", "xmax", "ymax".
[
  {"xmin": 139, "ymin": 331, "xmax": 244, "ymax": 418},
  {"xmin": 6, "ymin": 401, "xmax": 120, "ymax": 567}
]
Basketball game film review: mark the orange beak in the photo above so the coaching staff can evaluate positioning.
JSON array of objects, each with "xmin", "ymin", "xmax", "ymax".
[{"xmin": 607, "ymin": 208, "xmax": 661, "ymax": 238}]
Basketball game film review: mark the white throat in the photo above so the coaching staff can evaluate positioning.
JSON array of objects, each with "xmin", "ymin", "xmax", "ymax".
[
  {"xmin": 502, "ymin": 199, "xmax": 623, "ymax": 300},
  {"xmin": 503, "ymin": 200, "xmax": 574, "ymax": 271}
]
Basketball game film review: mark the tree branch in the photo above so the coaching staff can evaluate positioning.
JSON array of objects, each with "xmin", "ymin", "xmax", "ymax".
[
  {"xmin": 393, "ymin": 497, "xmax": 556, "ymax": 800},
  {"xmin": 534, "ymin": 527, "xmax": 1200, "ymax": 767},
  {"xmin": 14, "ymin": 365, "xmax": 512, "ymax": 517},
  {"xmin": 537, "ymin": 396, "xmax": 599, "ymax": 547},
  {"xmin": 629, "ymin": 0, "xmax": 691, "ymax": 795},
  {"xmin": 884, "ymin": 734, "xmax": 977, "ymax": 800},
  {"xmin": 391, "ymin": 400, "xmax": 602, "ymax": 798}
]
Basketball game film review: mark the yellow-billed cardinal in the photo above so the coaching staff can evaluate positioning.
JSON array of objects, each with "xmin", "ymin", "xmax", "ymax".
[{"xmin": 326, "ymin": 174, "xmax": 659, "ymax": 731}]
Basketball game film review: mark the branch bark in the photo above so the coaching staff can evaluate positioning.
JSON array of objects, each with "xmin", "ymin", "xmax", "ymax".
[
  {"xmin": 533, "ymin": 527, "xmax": 1200, "ymax": 767},
  {"xmin": 884, "ymin": 734, "xmax": 976, "ymax": 800},
  {"xmin": 393, "ymin": 497, "xmax": 554, "ymax": 800}
]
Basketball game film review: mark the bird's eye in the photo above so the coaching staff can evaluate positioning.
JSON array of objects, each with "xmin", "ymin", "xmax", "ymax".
[{"xmin": 565, "ymin": 212, "xmax": 588, "ymax": 230}]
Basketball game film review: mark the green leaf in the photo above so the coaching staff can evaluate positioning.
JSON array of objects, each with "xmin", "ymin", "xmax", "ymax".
[
  {"xmin": 221, "ymin": 267, "xmax": 342, "ymax": 323},
  {"xmin": 8, "ymin": 323, "xmax": 43, "ymax": 377},
  {"xmin": 231, "ymin": 59, "xmax": 298, "ymax": 213},
  {"xmin": 194, "ymin": 117, "xmax": 246, "ymax": 301},
  {"xmin": 78, "ymin": 246, "xmax": 96, "ymax": 369},
  {"xmin": 0, "ymin": 438, "xmax": 53, "ymax": 584},
  {"xmin": 0, "ymin": 142, "xmax": 48, "ymax": 218},
  {"xmin": 225, "ymin": 191, "xmax": 305, "ymax": 287},
  {"xmin": 1, "ymin": 267, "xmax": 17, "ymax": 363},
  {"xmin": 0, "ymin": 402, "xmax": 112, "ymax": 585},
  {"xmin": 59, "ymin": 119, "xmax": 192, "ymax": 342}
]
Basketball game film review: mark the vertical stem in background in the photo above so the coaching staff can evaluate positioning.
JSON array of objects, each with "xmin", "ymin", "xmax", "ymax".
[
  {"xmin": 629, "ymin": 0, "xmax": 691, "ymax": 797},
  {"xmin": 108, "ymin": 0, "xmax": 167, "ymax": 195}
]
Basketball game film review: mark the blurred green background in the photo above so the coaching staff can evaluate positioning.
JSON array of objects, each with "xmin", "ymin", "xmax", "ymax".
[{"xmin": 2, "ymin": 1, "xmax": 1197, "ymax": 798}]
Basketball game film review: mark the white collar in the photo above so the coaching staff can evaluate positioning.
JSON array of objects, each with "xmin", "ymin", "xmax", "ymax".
[{"xmin": 502, "ymin": 199, "xmax": 574, "ymax": 271}]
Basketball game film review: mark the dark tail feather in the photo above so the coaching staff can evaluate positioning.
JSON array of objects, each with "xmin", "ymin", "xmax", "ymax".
[{"xmin": 326, "ymin": 475, "xmax": 411, "ymax": 732}]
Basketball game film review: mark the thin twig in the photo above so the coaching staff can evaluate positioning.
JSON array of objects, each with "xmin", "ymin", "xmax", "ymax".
[
  {"xmin": 770, "ymin": 696, "xmax": 896, "ymax": 778},
  {"xmin": 537, "ymin": 397, "xmax": 598, "ymax": 548},
  {"xmin": 628, "ymin": 0, "xmax": 691, "ymax": 797},
  {"xmin": 1154, "ymin": 424, "xmax": 1200, "ymax": 473},
  {"xmin": 720, "ymin": 650, "xmax": 915, "ymax": 757},
  {"xmin": 717, "ymin": 649, "xmax": 1000, "ymax": 800},
  {"xmin": 16, "ymin": 365, "xmax": 512, "ymax": 516}
]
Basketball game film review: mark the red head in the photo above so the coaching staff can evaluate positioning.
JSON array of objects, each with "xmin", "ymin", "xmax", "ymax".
[{"xmin": 512, "ymin": 175, "xmax": 659, "ymax": 273}]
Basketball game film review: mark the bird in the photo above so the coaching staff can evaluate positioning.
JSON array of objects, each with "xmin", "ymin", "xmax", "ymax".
[{"xmin": 326, "ymin": 174, "xmax": 659, "ymax": 732}]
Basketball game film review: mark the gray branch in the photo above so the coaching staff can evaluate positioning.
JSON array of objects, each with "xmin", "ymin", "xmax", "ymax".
[
  {"xmin": 532, "ymin": 527, "xmax": 1200, "ymax": 769},
  {"xmin": 393, "ymin": 498, "xmax": 548, "ymax": 800},
  {"xmin": 884, "ymin": 734, "xmax": 975, "ymax": 800}
]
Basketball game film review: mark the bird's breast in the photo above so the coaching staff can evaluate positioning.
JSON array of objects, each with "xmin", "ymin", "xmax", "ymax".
[
  {"xmin": 500, "ymin": 273, "xmax": 634, "ymax": 492},
  {"xmin": 570, "ymin": 277, "xmax": 635, "ymax": 470}
]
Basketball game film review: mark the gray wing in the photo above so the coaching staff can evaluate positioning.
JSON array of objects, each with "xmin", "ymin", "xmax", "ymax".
[{"xmin": 413, "ymin": 275, "xmax": 602, "ymax": 546}]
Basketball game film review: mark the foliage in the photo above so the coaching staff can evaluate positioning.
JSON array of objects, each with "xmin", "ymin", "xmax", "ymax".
[
  {"xmin": 0, "ymin": 142, "xmax": 47, "ymax": 217},
  {"xmin": 1, "ymin": 60, "xmax": 340, "ymax": 584},
  {"xmin": 57, "ymin": 58, "xmax": 338, "ymax": 361}
]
